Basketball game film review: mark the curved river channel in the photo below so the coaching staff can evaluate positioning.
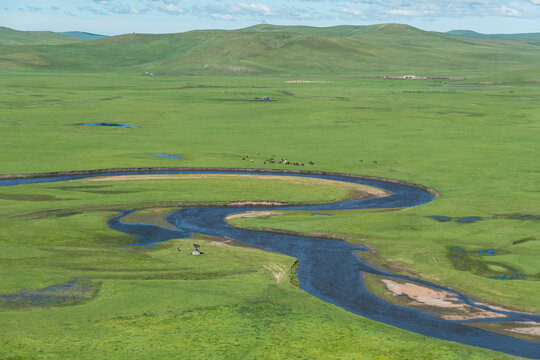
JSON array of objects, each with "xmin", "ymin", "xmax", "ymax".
[{"xmin": 1, "ymin": 169, "xmax": 539, "ymax": 358}]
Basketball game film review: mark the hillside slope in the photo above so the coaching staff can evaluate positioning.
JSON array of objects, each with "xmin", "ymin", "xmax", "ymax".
[
  {"xmin": 1, "ymin": 24, "xmax": 539, "ymax": 77},
  {"xmin": 59, "ymin": 31, "xmax": 108, "ymax": 40},
  {"xmin": 0, "ymin": 27, "xmax": 84, "ymax": 45},
  {"xmin": 447, "ymin": 30, "xmax": 540, "ymax": 41}
]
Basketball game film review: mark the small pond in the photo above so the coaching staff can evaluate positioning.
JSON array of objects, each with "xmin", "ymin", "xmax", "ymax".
[
  {"xmin": 82, "ymin": 123, "xmax": 137, "ymax": 128},
  {"xmin": 152, "ymin": 153, "xmax": 182, "ymax": 160}
]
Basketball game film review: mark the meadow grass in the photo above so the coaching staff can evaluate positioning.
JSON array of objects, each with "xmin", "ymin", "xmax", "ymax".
[
  {"xmin": 0, "ymin": 219, "xmax": 521, "ymax": 360},
  {"xmin": 2, "ymin": 24, "xmax": 540, "ymax": 78},
  {"xmin": 0, "ymin": 175, "xmax": 376, "ymax": 217},
  {"xmin": 0, "ymin": 67, "xmax": 538, "ymax": 358}
]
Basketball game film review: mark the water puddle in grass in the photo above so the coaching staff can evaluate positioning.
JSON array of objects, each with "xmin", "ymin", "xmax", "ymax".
[
  {"xmin": 448, "ymin": 247, "xmax": 525, "ymax": 280},
  {"xmin": 152, "ymin": 153, "xmax": 182, "ymax": 160},
  {"xmin": 0, "ymin": 278, "xmax": 98, "ymax": 310},
  {"xmin": 430, "ymin": 214, "xmax": 539, "ymax": 224},
  {"xmin": 499, "ymin": 214, "xmax": 539, "ymax": 221},
  {"xmin": 457, "ymin": 216, "xmax": 482, "ymax": 223},
  {"xmin": 489, "ymin": 273, "xmax": 526, "ymax": 280},
  {"xmin": 428, "ymin": 216, "xmax": 482, "ymax": 223},
  {"xmin": 428, "ymin": 215, "xmax": 454, "ymax": 222},
  {"xmin": 517, "ymin": 215, "xmax": 539, "ymax": 220},
  {"xmin": 313, "ymin": 213, "xmax": 330, "ymax": 216},
  {"xmin": 470, "ymin": 249, "xmax": 499, "ymax": 255},
  {"xmin": 82, "ymin": 123, "xmax": 137, "ymax": 128},
  {"xmin": 452, "ymin": 247, "xmax": 501, "ymax": 256}
]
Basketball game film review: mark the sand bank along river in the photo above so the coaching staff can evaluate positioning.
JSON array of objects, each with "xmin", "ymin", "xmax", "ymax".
[{"xmin": 0, "ymin": 169, "xmax": 538, "ymax": 359}]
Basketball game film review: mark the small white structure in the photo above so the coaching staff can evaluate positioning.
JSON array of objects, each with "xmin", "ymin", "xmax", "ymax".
[{"xmin": 192, "ymin": 250, "xmax": 201, "ymax": 256}]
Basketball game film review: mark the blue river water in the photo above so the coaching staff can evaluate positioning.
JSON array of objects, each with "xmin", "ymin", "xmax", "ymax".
[
  {"xmin": 152, "ymin": 153, "xmax": 182, "ymax": 160},
  {"xmin": 82, "ymin": 123, "xmax": 137, "ymax": 128},
  {"xmin": 1, "ymin": 170, "xmax": 538, "ymax": 358}
]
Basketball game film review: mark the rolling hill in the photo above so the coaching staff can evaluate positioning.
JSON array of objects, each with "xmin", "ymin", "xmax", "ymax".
[
  {"xmin": 59, "ymin": 31, "xmax": 108, "ymax": 40},
  {"xmin": 447, "ymin": 29, "xmax": 540, "ymax": 41},
  {"xmin": 1, "ymin": 24, "xmax": 539, "ymax": 78},
  {"xmin": 0, "ymin": 26, "xmax": 85, "ymax": 45}
]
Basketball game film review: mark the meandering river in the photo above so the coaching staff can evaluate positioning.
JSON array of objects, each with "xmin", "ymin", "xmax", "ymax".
[{"xmin": 1, "ymin": 169, "xmax": 538, "ymax": 358}]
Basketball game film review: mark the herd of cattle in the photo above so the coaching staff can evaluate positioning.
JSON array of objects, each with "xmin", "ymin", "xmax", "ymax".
[
  {"xmin": 241, "ymin": 155, "xmax": 378, "ymax": 166},
  {"xmin": 241, "ymin": 155, "xmax": 314, "ymax": 166}
]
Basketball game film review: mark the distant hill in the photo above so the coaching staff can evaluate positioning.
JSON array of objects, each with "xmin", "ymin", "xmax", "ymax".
[
  {"xmin": 0, "ymin": 24, "xmax": 539, "ymax": 78},
  {"xmin": 59, "ymin": 31, "xmax": 107, "ymax": 40},
  {"xmin": 237, "ymin": 23, "xmax": 429, "ymax": 37},
  {"xmin": 447, "ymin": 30, "xmax": 540, "ymax": 41},
  {"xmin": 0, "ymin": 26, "xmax": 84, "ymax": 45}
]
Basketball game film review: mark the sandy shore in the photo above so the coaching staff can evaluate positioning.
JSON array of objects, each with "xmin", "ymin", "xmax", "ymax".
[
  {"xmin": 509, "ymin": 322, "xmax": 540, "ymax": 337},
  {"xmin": 381, "ymin": 279, "xmax": 505, "ymax": 320}
]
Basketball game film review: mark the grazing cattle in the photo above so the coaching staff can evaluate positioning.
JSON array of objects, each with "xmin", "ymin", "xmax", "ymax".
[
  {"xmin": 271, "ymin": 155, "xmax": 275, "ymax": 157},
  {"xmin": 242, "ymin": 157, "xmax": 245, "ymax": 160},
  {"xmin": 309, "ymin": 161, "xmax": 314, "ymax": 165},
  {"xmin": 359, "ymin": 160, "xmax": 363, "ymax": 162},
  {"xmin": 373, "ymin": 161, "xmax": 378, "ymax": 164}
]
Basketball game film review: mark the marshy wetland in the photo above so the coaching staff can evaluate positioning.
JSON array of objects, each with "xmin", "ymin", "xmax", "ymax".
[{"xmin": 0, "ymin": 67, "xmax": 539, "ymax": 359}]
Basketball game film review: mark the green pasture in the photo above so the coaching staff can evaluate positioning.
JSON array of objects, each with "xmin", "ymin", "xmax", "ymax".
[
  {"xmin": 230, "ymin": 206, "xmax": 540, "ymax": 313},
  {"xmin": 0, "ymin": 66, "xmax": 538, "ymax": 358},
  {"xmin": 0, "ymin": 175, "xmax": 369, "ymax": 218},
  {"xmin": 2, "ymin": 24, "xmax": 540, "ymax": 78},
  {"xmin": 0, "ymin": 179, "xmax": 518, "ymax": 360},
  {"xmin": 0, "ymin": 183, "xmax": 520, "ymax": 360},
  {"xmin": 0, "ymin": 239, "xmax": 516, "ymax": 360}
]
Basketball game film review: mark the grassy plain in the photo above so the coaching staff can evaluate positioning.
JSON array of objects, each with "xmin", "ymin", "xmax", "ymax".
[{"xmin": 0, "ymin": 64, "xmax": 538, "ymax": 359}]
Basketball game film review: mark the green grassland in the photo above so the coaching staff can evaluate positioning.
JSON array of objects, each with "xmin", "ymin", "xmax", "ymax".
[
  {"xmin": 0, "ymin": 182, "xmax": 521, "ymax": 360},
  {"xmin": 446, "ymin": 30, "xmax": 540, "ymax": 41},
  {"xmin": 0, "ymin": 175, "xmax": 370, "ymax": 218},
  {"xmin": 0, "ymin": 26, "xmax": 85, "ymax": 45},
  {"xmin": 230, "ymin": 206, "xmax": 540, "ymax": 313},
  {"xmin": 1, "ymin": 24, "xmax": 540, "ymax": 78},
  {"xmin": 0, "ymin": 25, "xmax": 539, "ymax": 358},
  {"xmin": 0, "ymin": 178, "xmax": 519, "ymax": 360},
  {"xmin": 0, "ymin": 238, "xmax": 516, "ymax": 360}
]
